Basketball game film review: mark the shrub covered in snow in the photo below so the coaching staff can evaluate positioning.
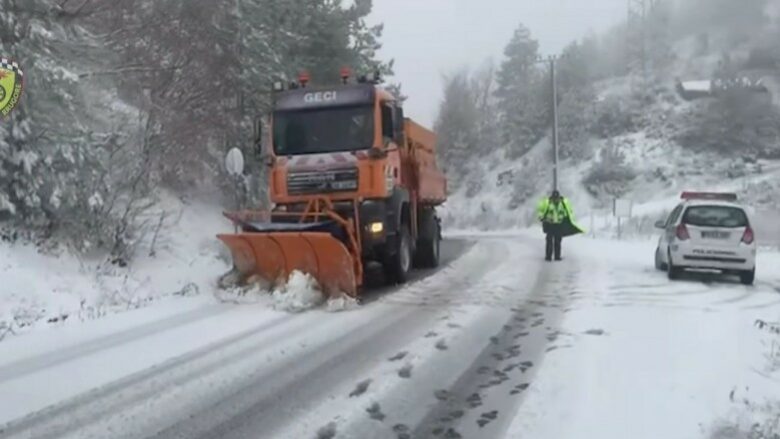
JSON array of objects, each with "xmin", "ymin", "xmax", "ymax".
[
  {"xmin": 583, "ymin": 142, "xmax": 637, "ymax": 198},
  {"xmin": 675, "ymin": 88, "xmax": 780, "ymax": 159},
  {"xmin": 589, "ymin": 94, "xmax": 642, "ymax": 139}
]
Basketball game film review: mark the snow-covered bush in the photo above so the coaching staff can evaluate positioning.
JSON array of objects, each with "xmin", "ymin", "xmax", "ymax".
[
  {"xmin": 590, "ymin": 95, "xmax": 641, "ymax": 139},
  {"xmin": 675, "ymin": 89, "xmax": 780, "ymax": 159},
  {"xmin": 558, "ymin": 89, "xmax": 596, "ymax": 160},
  {"xmin": 583, "ymin": 143, "xmax": 637, "ymax": 198}
]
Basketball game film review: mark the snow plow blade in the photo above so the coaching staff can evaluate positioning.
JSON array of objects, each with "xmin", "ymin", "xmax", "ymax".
[{"xmin": 217, "ymin": 231, "xmax": 358, "ymax": 297}]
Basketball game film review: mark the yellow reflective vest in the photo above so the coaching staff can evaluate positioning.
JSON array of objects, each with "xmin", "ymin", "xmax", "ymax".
[{"xmin": 537, "ymin": 197, "xmax": 574, "ymax": 224}]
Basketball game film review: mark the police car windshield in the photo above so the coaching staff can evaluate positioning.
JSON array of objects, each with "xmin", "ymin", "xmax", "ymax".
[
  {"xmin": 272, "ymin": 105, "xmax": 374, "ymax": 155},
  {"xmin": 682, "ymin": 205, "xmax": 748, "ymax": 228}
]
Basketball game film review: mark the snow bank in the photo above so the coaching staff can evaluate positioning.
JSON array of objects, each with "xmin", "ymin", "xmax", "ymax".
[{"xmin": 0, "ymin": 193, "xmax": 233, "ymax": 341}]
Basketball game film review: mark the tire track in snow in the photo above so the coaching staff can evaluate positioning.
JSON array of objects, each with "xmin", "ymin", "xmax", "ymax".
[
  {"xmin": 277, "ymin": 235, "xmax": 566, "ymax": 439},
  {"xmin": 0, "ymin": 312, "xmax": 295, "ymax": 439},
  {"xmin": 409, "ymin": 257, "xmax": 579, "ymax": 439},
  {"xmin": 0, "ymin": 303, "xmax": 231, "ymax": 384},
  {"xmin": 0, "ymin": 239, "xmax": 480, "ymax": 439}
]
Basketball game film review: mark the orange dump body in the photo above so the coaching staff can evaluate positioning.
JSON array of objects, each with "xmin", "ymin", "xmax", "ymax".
[{"xmin": 404, "ymin": 119, "xmax": 447, "ymax": 206}]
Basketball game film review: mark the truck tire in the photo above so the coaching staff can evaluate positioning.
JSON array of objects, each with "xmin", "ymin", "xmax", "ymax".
[
  {"xmin": 414, "ymin": 209, "xmax": 440, "ymax": 268},
  {"xmin": 384, "ymin": 225, "xmax": 412, "ymax": 284}
]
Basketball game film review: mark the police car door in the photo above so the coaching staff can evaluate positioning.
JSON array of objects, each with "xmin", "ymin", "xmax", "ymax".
[{"xmin": 661, "ymin": 204, "xmax": 684, "ymax": 256}]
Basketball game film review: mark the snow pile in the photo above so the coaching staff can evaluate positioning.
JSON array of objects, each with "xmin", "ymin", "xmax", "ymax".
[
  {"xmin": 325, "ymin": 294, "xmax": 361, "ymax": 313},
  {"xmin": 271, "ymin": 271, "xmax": 326, "ymax": 313}
]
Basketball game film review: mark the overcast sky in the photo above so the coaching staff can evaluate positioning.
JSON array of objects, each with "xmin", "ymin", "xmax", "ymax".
[{"xmin": 368, "ymin": 0, "xmax": 627, "ymax": 127}]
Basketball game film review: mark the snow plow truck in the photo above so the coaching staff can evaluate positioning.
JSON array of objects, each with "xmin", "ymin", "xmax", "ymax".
[{"xmin": 217, "ymin": 70, "xmax": 447, "ymax": 298}]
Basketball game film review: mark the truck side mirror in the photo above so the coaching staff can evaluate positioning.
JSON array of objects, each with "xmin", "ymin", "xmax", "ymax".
[{"xmin": 654, "ymin": 220, "xmax": 666, "ymax": 229}]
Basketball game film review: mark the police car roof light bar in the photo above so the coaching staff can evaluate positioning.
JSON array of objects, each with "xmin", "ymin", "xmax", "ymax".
[{"xmin": 680, "ymin": 191, "xmax": 738, "ymax": 202}]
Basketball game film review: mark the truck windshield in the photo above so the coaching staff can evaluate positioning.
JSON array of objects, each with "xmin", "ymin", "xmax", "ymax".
[{"xmin": 272, "ymin": 105, "xmax": 374, "ymax": 155}]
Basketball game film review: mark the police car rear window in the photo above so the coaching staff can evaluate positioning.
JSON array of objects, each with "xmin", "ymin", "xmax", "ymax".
[{"xmin": 682, "ymin": 205, "xmax": 748, "ymax": 228}]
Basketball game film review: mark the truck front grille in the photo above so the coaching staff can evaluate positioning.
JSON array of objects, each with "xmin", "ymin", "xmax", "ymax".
[{"xmin": 287, "ymin": 168, "xmax": 359, "ymax": 195}]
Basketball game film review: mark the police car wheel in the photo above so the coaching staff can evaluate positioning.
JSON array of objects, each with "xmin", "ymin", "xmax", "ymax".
[
  {"xmin": 667, "ymin": 250, "xmax": 682, "ymax": 280},
  {"xmin": 739, "ymin": 269, "xmax": 755, "ymax": 286},
  {"xmin": 654, "ymin": 247, "xmax": 667, "ymax": 271}
]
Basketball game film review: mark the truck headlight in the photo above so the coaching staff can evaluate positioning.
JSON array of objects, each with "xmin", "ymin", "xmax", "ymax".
[{"xmin": 369, "ymin": 222, "xmax": 384, "ymax": 233}]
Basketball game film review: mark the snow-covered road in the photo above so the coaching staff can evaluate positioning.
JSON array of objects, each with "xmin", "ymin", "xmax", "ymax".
[{"xmin": 1, "ymin": 233, "xmax": 779, "ymax": 439}]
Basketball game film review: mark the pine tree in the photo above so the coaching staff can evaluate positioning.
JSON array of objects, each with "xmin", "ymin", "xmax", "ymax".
[
  {"xmin": 495, "ymin": 24, "xmax": 546, "ymax": 159},
  {"xmin": 470, "ymin": 60, "xmax": 500, "ymax": 157},
  {"xmin": 434, "ymin": 69, "xmax": 479, "ymax": 189}
]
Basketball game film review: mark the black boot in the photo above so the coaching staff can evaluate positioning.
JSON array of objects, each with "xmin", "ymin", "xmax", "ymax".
[{"xmin": 545, "ymin": 234, "xmax": 553, "ymax": 261}]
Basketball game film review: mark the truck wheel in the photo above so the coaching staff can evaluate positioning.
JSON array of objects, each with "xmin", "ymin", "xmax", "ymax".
[
  {"xmin": 740, "ymin": 268, "xmax": 755, "ymax": 286},
  {"xmin": 384, "ymin": 225, "xmax": 412, "ymax": 284},
  {"xmin": 414, "ymin": 212, "xmax": 440, "ymax": 269}
]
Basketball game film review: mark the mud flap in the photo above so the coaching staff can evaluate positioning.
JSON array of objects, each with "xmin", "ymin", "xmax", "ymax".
[{"xmin": 217, "ymin": 232, "xmax": 358, "ymax": 297}]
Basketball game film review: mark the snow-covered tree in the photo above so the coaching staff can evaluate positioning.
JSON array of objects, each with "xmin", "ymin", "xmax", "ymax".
[
  {"xmin": 1, "ymin": 0, "xmax": 395, "ymax": 256},
  {"xmin": 495, "ymin": 24, "xmax": 547, "ymax": 159},
  {"xmin": 0, "ymin": 0, "xmax": 148, "ymax": 256},
  {"xmin": 470, "ymin": 60, "xmax": 500, "ymax": 157},
  {"xmin": 434, "ymin": 69, "xmax": 479, "ymax": 187}
]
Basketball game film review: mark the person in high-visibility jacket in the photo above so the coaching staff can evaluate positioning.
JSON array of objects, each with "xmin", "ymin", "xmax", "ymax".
[{"xmin": 536, "ymin": 190, "xmax": 584, "ymax": 261}]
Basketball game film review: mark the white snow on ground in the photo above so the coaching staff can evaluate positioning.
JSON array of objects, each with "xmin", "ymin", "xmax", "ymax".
[
  {"xmin": 0, "ymin": 193, "xmax": 233, "ymax": 340},
  {"xmin": 508, "ymin": 235, "xmax": 780, "ymax": 439},
  {"xmin": 0, "ymin": 234, "xmax": 544, "ymax": 438}
]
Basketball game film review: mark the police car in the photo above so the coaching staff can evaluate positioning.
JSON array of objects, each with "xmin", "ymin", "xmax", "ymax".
[{"xmin": 654, "ymin": 192, "xmax": 756, "ymax": 285}]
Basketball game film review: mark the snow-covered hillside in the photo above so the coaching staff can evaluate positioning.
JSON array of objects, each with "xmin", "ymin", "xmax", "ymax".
[{"xmin": 441, "ymin": 35, "xmax": 780, "ymax": 242}]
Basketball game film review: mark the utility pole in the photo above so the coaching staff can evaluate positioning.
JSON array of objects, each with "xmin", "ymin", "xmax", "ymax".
[
  {"xmin": 536, "ymin": 55, "xmax": 560, "ymax": 192},
  {"xmin": 550, "ymin": 56, "xmax": 559, "ymax": 192}
]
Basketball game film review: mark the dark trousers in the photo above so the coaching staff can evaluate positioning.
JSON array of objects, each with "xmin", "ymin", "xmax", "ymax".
[{"xmin": 543, "ymin": 222, "xmax": 563, "ymax": 260}]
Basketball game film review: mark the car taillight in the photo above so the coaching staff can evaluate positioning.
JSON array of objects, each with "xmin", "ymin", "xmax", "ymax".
[
  {"xmin": 742, "ymin": 226, "xmax": 755, "ymax": 245},
  {"xmin": 676, "ymin": 223, "xmax": 690, "ymax": 241}
]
